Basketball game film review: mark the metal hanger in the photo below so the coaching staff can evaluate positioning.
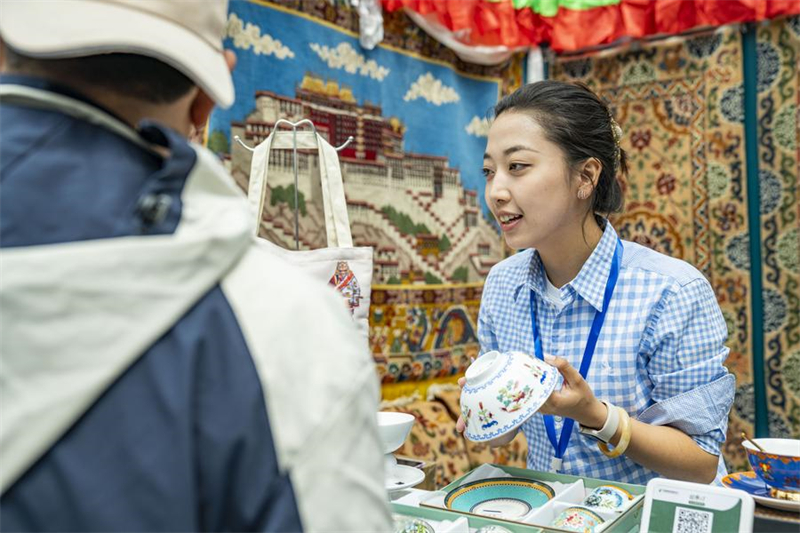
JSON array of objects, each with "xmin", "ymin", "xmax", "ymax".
[
  {"xmin": 233, "ymin": 119, "xmax": 354, "ymax": 250},
  {"xmin": 233, "ymin": 119, "xmax": 354, "ymax": 152}
]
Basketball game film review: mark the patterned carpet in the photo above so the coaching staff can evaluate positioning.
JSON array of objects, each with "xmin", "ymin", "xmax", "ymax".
[
  {"xmin": 371, "ymin": 283, "xmax": 482, "ymax": 385},
  {"xmin": 757, "ymin": 16, "xmax": 800, "ymax": 442},
  {"xmin": 552, "ymin": 26, "xmax": 755, "ymax": 471}
]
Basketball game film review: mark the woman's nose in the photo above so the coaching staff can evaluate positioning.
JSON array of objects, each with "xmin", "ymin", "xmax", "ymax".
[{"xmin": 488, "ymin": 179, "xmax": 510, "ymax": 205}]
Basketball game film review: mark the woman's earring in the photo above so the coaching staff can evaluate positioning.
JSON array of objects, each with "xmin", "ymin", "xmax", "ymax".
[{"xmin": 578, "ymin": 189, "xmax": 588, "ymax": 200}]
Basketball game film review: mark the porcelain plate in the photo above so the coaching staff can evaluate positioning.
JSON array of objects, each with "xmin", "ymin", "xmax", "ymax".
[{"xmin": 722, "ymin": 471, "xmax": 800, "ymax": 513}]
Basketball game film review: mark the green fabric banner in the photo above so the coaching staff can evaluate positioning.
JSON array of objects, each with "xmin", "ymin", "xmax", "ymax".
[{"xmin": 512, "ymin": 0, "xmax": 622, "ymax": 17}]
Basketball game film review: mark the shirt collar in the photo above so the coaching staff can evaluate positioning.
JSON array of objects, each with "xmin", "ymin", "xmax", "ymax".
[{"xmin": 513, "ymin": 221, "xmax": 619, "ymax": 312}]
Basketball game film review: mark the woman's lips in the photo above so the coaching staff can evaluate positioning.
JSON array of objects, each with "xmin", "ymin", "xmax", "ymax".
[{"xmin": 499, "ymin": 214, "xmax": 523, "ymax": 231}]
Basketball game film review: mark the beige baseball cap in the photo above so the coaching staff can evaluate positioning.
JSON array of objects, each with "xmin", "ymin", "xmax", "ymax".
[{"xmin": 0, "ymin": 0, "xmax": 234, "ymax": 108}]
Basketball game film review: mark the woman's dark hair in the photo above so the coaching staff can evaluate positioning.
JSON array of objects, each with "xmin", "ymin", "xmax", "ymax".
[{"xmin": 493, "ymin": 80, "xmax": 626, "ymax": 215}]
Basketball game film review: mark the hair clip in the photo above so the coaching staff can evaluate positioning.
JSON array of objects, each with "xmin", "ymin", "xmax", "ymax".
[
  {"xmin": 609, "ymin": 114, "xmax": 623, "ymax": 171},
  {"xmin": 610, "ymin": 118, "xmax": 623, "ymax": 146}
]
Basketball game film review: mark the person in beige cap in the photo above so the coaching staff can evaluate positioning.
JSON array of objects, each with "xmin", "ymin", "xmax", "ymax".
[{"xmin": 0, "ymin": 1, "xmax": 392, "ymax": 531}]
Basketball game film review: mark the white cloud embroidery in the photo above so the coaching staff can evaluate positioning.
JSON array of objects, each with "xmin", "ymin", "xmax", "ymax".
[
  {"xmin": 308, "ymin": 42, "xmax": 390, "ymax": 81},
  {"xmin": 465, "ymin": 116, "xmax": 491, "ymax": 137},
  {"xmin": 226, "ymin": 13, "xmax": 294, "ymax": 59},
  {"xmin": 403, "ymin": 73, "xmax": 460, "ymax": 105}
]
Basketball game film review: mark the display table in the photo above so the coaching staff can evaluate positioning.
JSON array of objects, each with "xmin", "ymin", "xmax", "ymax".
[
  {"xmin": 389, "ymin": 464, "xmax": 645, "ymax": 532},
  {"xmin": 388, "ymin": 465, "xmax": 800, "ymax": 532},
  {"xmin": 396, "ymin": 456, "xmax": 438, "ymax": 491},
  {"xmin": 752, "ymin": 505, "xmax": 800, "ymax": 532},
  {"xmin": 392, "ymin": 490, "xmax": 800, "ymax": 532}
]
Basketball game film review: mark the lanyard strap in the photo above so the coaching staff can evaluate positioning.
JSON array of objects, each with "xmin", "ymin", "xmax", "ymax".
[{"xmin": 529, "ymin": 238, "xmax": 623, "ymax": 466}]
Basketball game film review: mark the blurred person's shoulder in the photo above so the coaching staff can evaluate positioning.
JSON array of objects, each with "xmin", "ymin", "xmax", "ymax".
[
  {"xmin": 218, "ymin": 239, "xmax": 377, "ymax": 445},
  {"xmin": 221, "ymin": 243, "xmax": 368, "ymax": 366}
]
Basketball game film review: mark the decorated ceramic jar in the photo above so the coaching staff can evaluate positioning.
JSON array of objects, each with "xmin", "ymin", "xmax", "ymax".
[
  {"xmin": 460, "ymin": 350, "xmax": 558, "ymax": 442},
  {"xmin": 743, "ymin": 438, "xmax": 800, "ymax": 493},
  {"xmin": 392, "ymin": 515, "xmax": 434, "ymax": 533},
  {"xmin": 551, "ymin": 506, "xmax": 605, "ymax": 532},
  {"xmin": 582, "ymin": 484, "xmax": 634, "ymax": 511}
]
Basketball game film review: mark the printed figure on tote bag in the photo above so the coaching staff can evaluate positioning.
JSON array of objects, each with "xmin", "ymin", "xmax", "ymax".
[{"xmin": 329, "ymin": 260, "xmax": 362, "ymax": 313}]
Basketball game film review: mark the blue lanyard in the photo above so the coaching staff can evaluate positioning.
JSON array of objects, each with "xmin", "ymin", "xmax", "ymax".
[{"xmin": 529, "ymin": 238, "xmax": 623, "ymax": 470}]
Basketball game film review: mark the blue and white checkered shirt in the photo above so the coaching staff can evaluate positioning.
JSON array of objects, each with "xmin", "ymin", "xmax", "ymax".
[{"xmin": 478, "ymin": 222, "xmax": 735, "ymax": 485}]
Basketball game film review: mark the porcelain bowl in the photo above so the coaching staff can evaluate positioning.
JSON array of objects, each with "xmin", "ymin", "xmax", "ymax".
[
  {"xmin": 377, "ymin": 411, "xmax": 415, "ymax": 454},
  {"xmin": 551, "ymin": 506, "xmax": 604, "ymax": 532},
  {"xmin": 444, "ymin": 477, "xmax": 555, "ymax": 518},
  {"xmin": 460, "ymin": 350, "xmax": 558, "ymax": 442},
  {"xmin": 743, "ymin": 438, "xmax": 800, "ymax": 493}
]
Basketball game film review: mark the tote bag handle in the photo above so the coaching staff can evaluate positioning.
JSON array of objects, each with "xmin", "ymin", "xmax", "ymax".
[{"xmin": 248, "ymin": 129, "xmax": 353, "ymax": 248}]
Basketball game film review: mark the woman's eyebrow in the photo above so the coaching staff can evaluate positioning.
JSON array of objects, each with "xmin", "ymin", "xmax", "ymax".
[
  {"xmin": 503, "ymin": 145, "xmax": 540, "ymax": 156},
  {"xmin": 484, "ymin": 145, "xmax": 540, "ymax": 160}
]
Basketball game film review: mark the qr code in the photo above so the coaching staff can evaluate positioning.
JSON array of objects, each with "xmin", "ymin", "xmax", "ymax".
[{"xmin": 672, "ymin": 506, "xmax": 714, "ymax": 533}]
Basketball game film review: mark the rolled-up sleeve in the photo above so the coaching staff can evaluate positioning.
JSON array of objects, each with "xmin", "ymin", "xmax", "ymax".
[{"xmin": 638, "ymin": 278, "xmax": 735, "ymax": 457}]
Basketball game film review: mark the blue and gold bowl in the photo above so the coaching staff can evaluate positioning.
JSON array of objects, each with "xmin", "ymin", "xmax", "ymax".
[
  {"xmin": 743, "ymin": 438, "xmax": 800, "ymax": 494},
  {"xmin": 444, "ymin": 477, "xmax": 555, "ymax": 520}
]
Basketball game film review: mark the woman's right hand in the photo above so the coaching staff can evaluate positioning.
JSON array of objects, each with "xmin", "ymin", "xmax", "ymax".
[{"xmin": 455, "ymin": 376, "xmax": 519, "ymax": 447}]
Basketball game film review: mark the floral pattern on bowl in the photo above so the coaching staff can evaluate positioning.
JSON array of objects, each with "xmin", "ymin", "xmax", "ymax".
[{"xmin": 461, "ymin": 351, "xmax": 558, "ymax": 442}]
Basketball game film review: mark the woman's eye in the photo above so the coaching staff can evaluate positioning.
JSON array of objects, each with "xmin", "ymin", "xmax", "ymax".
[
  {"xmin": 509, "ymin": 163, "xmax": 528, "ymax": 172},
  {"xmin": 482, "ymin": 167, "xmax": 495, "ymax": 179}
]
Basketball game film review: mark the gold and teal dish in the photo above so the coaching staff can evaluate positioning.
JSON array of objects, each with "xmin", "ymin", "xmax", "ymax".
[{"xmin": 444, "ymin": 477, "xmax": 555, "ymax": 520}]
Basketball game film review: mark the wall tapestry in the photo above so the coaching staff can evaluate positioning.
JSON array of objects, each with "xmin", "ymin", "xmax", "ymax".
[
  {"xmin": 551, "ymin": 26, "xmax": 754, "ymax": 471},
  {"xmin": 209, "ymin": 0, "xmax": 523, "ymax": 392},
  {"xmin": 371, "ymin": 283, "xmax": 481, "ymax": 384},
  {"xmin": 757, "ymin": 15, "xmax": 800, "ymax": 441},
  {"xmin": 212, "ymin": 0, "xmax": 511, "ymax": 284}
]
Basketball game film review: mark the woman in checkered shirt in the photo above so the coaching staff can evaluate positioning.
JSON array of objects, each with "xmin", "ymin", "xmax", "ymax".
[{"xmin": 458, "ymin": 81, "xmax": 734, "ymax": 486}]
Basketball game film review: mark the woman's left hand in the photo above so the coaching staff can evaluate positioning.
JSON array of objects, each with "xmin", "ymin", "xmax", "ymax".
[{"xmin": 540, "ymin": 355, "xmax": 608, "ymax": 429}]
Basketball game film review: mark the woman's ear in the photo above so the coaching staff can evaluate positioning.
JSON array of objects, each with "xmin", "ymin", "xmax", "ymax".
[{"xmin": 577, "ymin": 157, "xmax": 603, "ymax": 199}]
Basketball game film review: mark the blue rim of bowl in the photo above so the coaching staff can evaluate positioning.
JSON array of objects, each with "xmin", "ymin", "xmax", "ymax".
[{"xmin": 462, "ymin": 353, "xmax": 514, "ymax": 394}]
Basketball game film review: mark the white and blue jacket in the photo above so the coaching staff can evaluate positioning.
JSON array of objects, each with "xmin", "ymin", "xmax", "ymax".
[{"xmin": 0, "ymin": 76, "xmax": 391, "ymax": 532}]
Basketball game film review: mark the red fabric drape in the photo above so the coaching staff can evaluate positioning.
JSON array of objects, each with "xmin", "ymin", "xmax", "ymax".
[{"xmin": 382, "ymin": 0, "xmax": 800, "ymax": 51}]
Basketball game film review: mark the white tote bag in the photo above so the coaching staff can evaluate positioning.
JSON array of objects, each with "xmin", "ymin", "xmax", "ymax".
[{"xmin": 248, "ymin": 130, "xmax": 373, "ymax": 341}]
